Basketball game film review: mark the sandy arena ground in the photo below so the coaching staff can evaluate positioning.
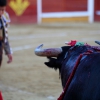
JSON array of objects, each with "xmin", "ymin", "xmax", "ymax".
[{"xmin": 0, "ymin": 22, "xmax": 100, "ymax": 100}]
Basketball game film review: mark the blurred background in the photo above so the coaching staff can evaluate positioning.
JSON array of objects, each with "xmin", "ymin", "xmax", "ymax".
[
  {"xmin": 7, "ymin": 0, "xmax": 100, "ymax": 24},
  {"xmin": 0, "ymin": 0, "xmax": 100, "ymax": 100}
]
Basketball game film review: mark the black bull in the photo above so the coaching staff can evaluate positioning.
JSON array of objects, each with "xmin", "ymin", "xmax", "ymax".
[{"xmin": 35, "ymin": 45, "xmax": 100, "ymax": 100}]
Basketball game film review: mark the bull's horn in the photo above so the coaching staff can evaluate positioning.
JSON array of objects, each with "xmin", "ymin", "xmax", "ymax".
[
  {"xmin": 34, "ymin": 44, "xmax": 62, "ymax": 57},
  {"xmin": 95, "ymin": 41, "xmax": 100, "ymax": 45}
]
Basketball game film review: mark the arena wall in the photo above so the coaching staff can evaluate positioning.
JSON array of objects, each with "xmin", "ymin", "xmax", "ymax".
[
  {"xmin": 41, "ymin": 0, "xmax": 88, "ymax": 22},
  {"xmin": 7, "ymin": 0, "xmax": 37, "ymax": 24},
  {"xmin": 94, "ymin": 0, "xmax": 100, "ymax": 21},
  {"xmin": 6, "ymin": 0, "xmax": 100, "ymax": 24}
]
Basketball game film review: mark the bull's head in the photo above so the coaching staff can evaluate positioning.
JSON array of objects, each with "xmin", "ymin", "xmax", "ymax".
[
  {"xmin": 34, "ymin": 44, "xmax": 71, "ymax": 70},
  {"xmin": 34, "ymin": 44, "xmax": 63, "ymax": 70}
]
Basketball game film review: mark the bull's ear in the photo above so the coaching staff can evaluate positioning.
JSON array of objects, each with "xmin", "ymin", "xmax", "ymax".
[
  {"xmin": 44, "ymin": 62, "xmax": 51, "ymax": 67},
  {"xmin": 44, "ymin": 62, "xmax": 58, "ymax": 70},
  {"xmin": 44, "ymin": 57, "xmax": 58, "ymax": 70}
]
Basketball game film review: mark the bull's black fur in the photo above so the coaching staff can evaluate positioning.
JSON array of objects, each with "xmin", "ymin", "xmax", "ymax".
[
  {"xmin": 61, "ymin": 46, "xmax": 96, "ymax": 88},
  {"xmin": 63, "ymin": 53, "xmax": 100, "ymax": 100},
  {"xmin": 44, "ymin": 45, "xmax": 100, "ymax": 100}
]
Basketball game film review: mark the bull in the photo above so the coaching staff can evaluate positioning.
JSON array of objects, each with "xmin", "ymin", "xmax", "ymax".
[{"xmin": 34, "ymin": 41, "xmax": 100, "ymax": 100}]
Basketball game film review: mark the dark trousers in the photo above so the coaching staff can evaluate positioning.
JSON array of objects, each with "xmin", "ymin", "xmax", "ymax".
[{"xmin": 0, "ymin": 43, "xmax": 3, "ymax": 66}]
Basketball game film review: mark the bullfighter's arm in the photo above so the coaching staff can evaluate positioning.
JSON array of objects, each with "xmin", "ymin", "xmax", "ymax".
[
  {"xmin": 3, "ymin": 11, "xmax": 12, "ymax": 55},
  {"xmin": 2, "ymin": 12, "xmax": 13, "ymax": 63},
  {"xmin": 3, "ymin": 33, "xmax": 12, "ymax": 55}
]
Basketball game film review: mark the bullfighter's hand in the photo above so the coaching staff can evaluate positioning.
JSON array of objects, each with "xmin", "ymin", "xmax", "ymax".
[{"xmin": 7, "ymin": 54, "xmax": 13, "ymax": 63}]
